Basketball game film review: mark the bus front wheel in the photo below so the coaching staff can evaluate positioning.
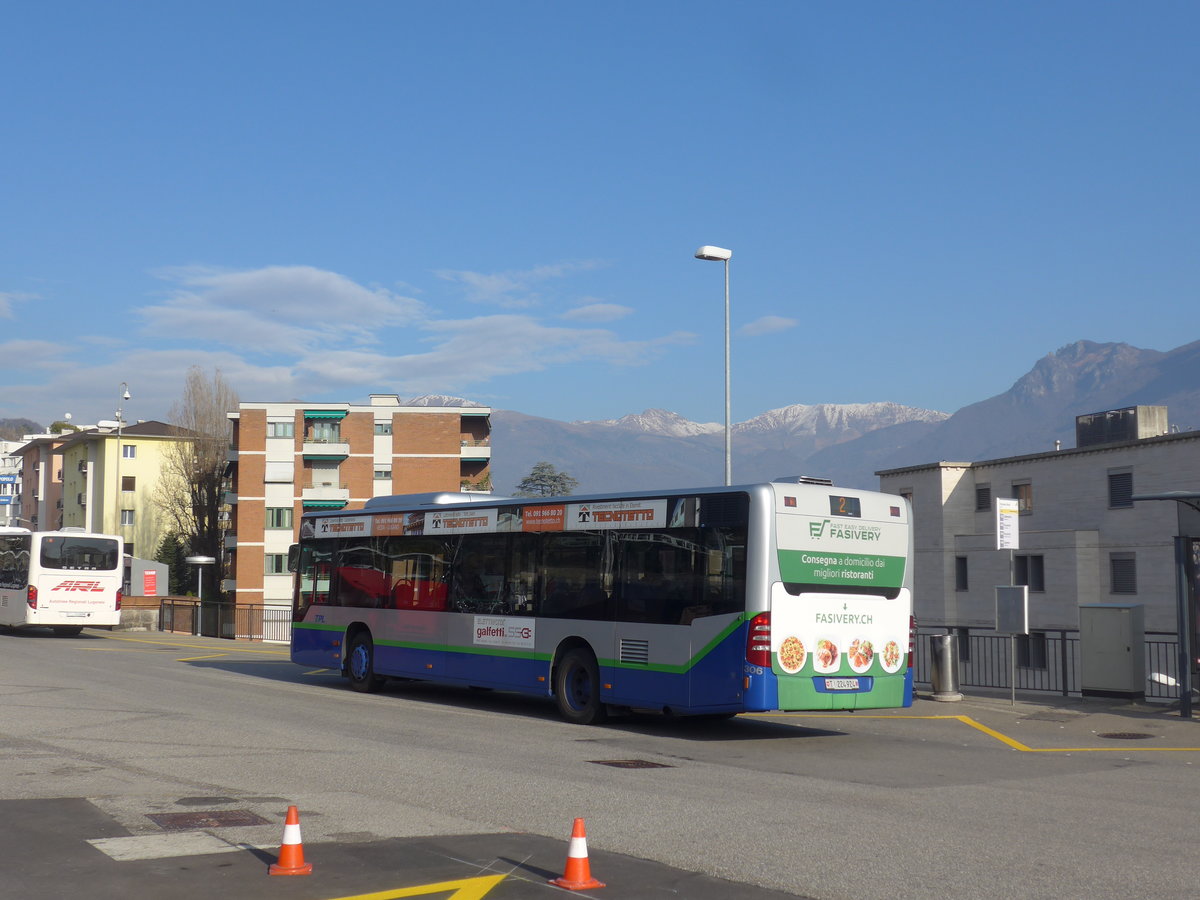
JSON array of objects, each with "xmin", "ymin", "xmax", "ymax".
[
  {"xmin": 347, "ymin": 632, "xmax": 384, "ymax": 693},
  {"xmin": 554, "ymin": 648, "xmax": 607, "ymax": 725}
]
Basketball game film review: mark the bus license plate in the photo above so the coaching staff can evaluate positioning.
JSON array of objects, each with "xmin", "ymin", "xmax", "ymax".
[{"xmin": 824, "ymin": 678, "xmax": 860, "ymax": 691}]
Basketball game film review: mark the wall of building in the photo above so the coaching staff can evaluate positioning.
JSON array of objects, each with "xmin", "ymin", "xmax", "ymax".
[
  {"xmin": 880, "ymin": 432, "xmax": 1200, "ymax": 634},
  {"xmin": 229, "ymin": 401, "xmax": 491, "ymax": 607}
]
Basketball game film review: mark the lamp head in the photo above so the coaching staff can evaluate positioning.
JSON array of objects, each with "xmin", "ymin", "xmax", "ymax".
[{"xmin": 694, "ymin": 245, "xmax": 732, "ymax": 261}]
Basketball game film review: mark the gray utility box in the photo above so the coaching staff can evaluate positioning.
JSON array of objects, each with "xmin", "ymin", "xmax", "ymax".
[{"xmin": 1079, "ymin": 603, "xmax": 1145, "ymax": 699}]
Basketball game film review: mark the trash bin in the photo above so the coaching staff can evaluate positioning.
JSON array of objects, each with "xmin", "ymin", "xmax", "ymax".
[{"xmin": 929, "ymin": 633, "xmax": 963, "ymax": 701}]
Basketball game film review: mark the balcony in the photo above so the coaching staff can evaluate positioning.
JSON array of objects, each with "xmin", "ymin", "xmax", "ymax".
[
  {"xmin": 301, "ymin": 440, "xmax": 350, "ymax": 459},
  {"xmin": 222, "ymin": 490, "xmax": 238, "ymax": 506},
  {"xmin": 301, "ymin": 482, "xmax": 350, "ymax": 505},
  {"xmin": 460, "ymin": 439, "xmax": 491, "ymax": 462},
  {"xmin": 223, "ymin": 533, "xmax": 238, "ymax": 550}
]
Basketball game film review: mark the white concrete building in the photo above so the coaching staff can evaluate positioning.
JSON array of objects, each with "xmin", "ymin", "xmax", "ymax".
[{"xmin": 877, "ymin": 407, "xmax": 1200, "ymax": 636}]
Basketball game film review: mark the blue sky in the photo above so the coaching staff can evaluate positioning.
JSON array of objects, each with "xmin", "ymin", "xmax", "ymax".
[{"xmin": 2, "ymin": 2, "xmax": 1196, "ymax": 429}]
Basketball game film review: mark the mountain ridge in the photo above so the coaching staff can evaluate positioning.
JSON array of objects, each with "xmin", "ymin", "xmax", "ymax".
[{"xmin": 485, "ymin": 339, "xmax": 1200, "ymax": 493}]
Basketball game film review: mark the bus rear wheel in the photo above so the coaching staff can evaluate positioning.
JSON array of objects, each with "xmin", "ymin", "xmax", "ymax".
[
  {"xmin": 554, "ymin": 647, "xmax": 607, "ymax": 725},
  {"xmin": 347, "ymin": 632, "xmax": 384, "ymax": 693}
]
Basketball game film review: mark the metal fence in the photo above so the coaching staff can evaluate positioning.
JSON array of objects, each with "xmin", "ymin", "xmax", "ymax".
[
  {"xmin": 159, "ymin": 599, "xmax": 292, "ymax": 643},
  {"xmin": 913, "ymin": 626, "xmax": 1181, "ymax": 701}
]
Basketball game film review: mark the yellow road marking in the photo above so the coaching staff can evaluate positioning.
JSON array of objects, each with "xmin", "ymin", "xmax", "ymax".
[
  {"xmin": 748, "ymin": 712, "xmax": 1200, "ymax": 752},
  {"xmin": 323, "ymin": 874, "xmax": 506, "ymax": 900},
  {"xmin": 175, "ymin": 654, "xmax": 229, "ymax": 661}
]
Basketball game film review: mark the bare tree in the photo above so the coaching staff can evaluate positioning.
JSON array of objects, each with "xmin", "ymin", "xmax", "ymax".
[{"xmin": 156, "ymin": 367, "xmax": 239, "ymax": 596}]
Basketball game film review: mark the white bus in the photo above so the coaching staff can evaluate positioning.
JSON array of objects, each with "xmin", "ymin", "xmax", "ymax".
[
  {"xmin": 289, "ymin": 479, "xmax": 915, "ymax": 723},
  {"xmin": 0, "ymin": 528, "xmax": 123, "ymax": 635}
]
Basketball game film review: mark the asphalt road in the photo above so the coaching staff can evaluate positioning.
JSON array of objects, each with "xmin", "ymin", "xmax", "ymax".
[{"xmin": 1, "ymin": 627, "xmax": 1198, "ymax": 900}]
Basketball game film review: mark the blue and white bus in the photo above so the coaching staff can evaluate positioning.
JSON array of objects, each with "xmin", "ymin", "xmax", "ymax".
[{"xmin": 288, "ymin": 479, "xmax": 914, "ymax": 723}]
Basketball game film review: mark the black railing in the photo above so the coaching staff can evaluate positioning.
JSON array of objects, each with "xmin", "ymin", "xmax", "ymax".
[
  {"xmin": 159, "ymin": 599, "xmax": 292, "ymax": 643},
  {"xmin": 914, "ymin": 626, "xmax": 1181, "ymax": 700}
]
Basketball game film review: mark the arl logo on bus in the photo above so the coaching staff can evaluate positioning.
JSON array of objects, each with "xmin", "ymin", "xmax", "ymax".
[{"xmin": 52, "ymin": 580, "xmax": 105, "ymax": 592}]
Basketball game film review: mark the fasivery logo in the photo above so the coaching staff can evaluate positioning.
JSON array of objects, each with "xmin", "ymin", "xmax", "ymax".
[{"xmin": 809, "ymin": 519, "xmax": 830, "ymax": 538}]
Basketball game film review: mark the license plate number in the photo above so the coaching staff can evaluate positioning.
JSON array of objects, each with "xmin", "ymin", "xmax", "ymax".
[{"xmin": 824, "ymin": 678, "xmax": 860, "ymax": 691}]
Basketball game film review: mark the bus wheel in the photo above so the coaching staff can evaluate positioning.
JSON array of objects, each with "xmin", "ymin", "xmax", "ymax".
[
  {"xmin": 52, "ymin": 626, "xmax": 83, "ymax": 637},
  {"xmin": 347, "ymin": 632, "xmax": 384, "ymax": 693},
  {"xmin": 554, "ymin": 647, "xmax": 607, "ymax": 725}
]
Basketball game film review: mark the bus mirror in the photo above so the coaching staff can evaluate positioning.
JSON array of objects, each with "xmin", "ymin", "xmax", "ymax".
[{"xmin": 287, "ymin": 545, "xmax": 300, "ymax": 573}]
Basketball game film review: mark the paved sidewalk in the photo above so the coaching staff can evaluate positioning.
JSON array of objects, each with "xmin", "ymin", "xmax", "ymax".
[{"xmin": 910, "ymin": 686, "xmax": 1200, "ymax": 750}]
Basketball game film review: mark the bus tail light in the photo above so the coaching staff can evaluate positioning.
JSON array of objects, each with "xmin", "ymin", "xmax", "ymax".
[
  {"xmin": 746, "ymin": 612, "xmax": 772, "ymax": 667},
  {"xmin": 115, "ymin": 590, "xmax": 122, "ymax": 611},
  {"xmin": 908, "ymin": 615, "xmax": 917, "ymax": 668},
  {"xmin": 26, "ymin": 585, "xmax": 37, "ymax": 609}
]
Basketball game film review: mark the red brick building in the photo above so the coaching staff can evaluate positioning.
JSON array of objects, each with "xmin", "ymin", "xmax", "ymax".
[{"xmin": 226, "ymin": 395, "xmax": 491, "ymax": 607}]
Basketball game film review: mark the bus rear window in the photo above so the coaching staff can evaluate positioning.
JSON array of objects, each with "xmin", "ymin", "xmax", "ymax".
[{"xmin": 39, "ymin": 537, "xmax": 120, "ymax": 571}]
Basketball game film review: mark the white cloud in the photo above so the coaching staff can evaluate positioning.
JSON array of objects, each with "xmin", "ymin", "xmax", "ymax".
[
  {"xmin": 561, "ymin": 302, "xmax": 633, "ymax": 323},
  {"xmin": 295, "ymin": 315, "xmax": 695, "ymax": 395},
  {"xmin": 0, "ymin": 291, "xmax": 36, "ymax": 318},
  {"xmin": 434, "ymin": 260, "xmax": 605, "ymax": 306},
  {"xmin": 139, "ymin": 265, "xmax": 425, "ymax": 351},
  {"xmin": 740, "ymin": 315, "xmax": 797, "ymax": 337}
]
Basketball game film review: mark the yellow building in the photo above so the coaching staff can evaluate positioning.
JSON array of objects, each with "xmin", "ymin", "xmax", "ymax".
[{"xmin": 57, "ymin": 421, "xmax": 194, "ymax": 561}]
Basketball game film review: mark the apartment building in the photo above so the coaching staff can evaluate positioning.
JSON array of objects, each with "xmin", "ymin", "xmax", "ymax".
[
  {"xmin": 0, "ymin": 440, "xmax": 22, "ymax": 528},
  {"xmin": 12, "ymin": 433, "xmax": 68, "ymax": 531},
  {"xmin": 877, "ymin": 406, "xmax": 1200, "ymax": 636},
  {"xmin": 55, "ymin": 421, "xmax": 194, "ymax": 563},
  {"xmin": 226, "ymin": 395, "xmax": 492, "ymax": 607}
]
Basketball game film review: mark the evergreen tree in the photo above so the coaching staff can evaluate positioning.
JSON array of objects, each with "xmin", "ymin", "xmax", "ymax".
[
  {"xmin": 155, "ymin": 532, "xmax": 189, "ymax": 595},
  {"xmin": 514, "ymin": 462, "xmax": 579, "ymax": 497}
]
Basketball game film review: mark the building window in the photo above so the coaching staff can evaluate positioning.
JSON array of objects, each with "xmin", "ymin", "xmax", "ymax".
[
  {"xmin": 374, "ymin": 422, "xmax": 393, "ymax": 435},
  {"xmin": 1016, "ymin": 632, "xmax": 1048, "ymax": 669},
  {"xmin": 975, "ymin": 484, "xmax": 991, "ymax": 512},
  {"xmin": 1012, "ymin": 482, "xmax": 1033, "ymax": 514},
  {"xmin": 1110, "ymin": 553, "xmax": 1137, "ymax": 593},
  {"xmin": 121, "ymin": 476, "xmax": 135, "ymax": 492},
  {"xmin": 266, "ymin": 507, "xmax": 294, "ymax": 529},
  {"xmin": 374, "ymin": 469, "xmax": 392, "ymax": 480},
  {"xmin": 1108, "ymin": 470, "xmax": 1133, "ymax": 509},
  {"xmin": 1014, "ymin": 554, "xmax": 1045, "ymax": 592},
  {"xmin": 122, "ymin": 444, "xmax": 136, "ymax": 459},
  {"xmin": 955, "ymin": 556, "xmax": 969, "ymax": 591},
  {"xmin": 268, "ymin": 421, "xmax": 294, "ymax": 438},
  {"xmin": 265, "ymin": 554, "xmax": 288, "ymax": 575},
  {"xmin": 120, "ymin": 509, "xmax": 135, "ymax": 526}
]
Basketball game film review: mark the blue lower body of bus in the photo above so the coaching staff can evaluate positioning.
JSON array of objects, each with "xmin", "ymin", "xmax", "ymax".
[{"xmin": 292, "ymin": 619, "xmax": 913, "ymax": 715}]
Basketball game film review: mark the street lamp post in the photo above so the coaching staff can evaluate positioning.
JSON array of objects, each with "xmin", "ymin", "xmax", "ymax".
[
  {"xmin": 694, "ymin": 245, "xmax": 733, "ymax": 486},
  {"xmin": 115, "ymin": 383, "xmax": 130, "ymax": 537}
]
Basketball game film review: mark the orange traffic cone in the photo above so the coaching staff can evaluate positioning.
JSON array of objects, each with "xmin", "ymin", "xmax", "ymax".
[
  {"xmin": 268, "ymin": 805, "xmax": 313, "ymax": 875},
  {"xmin": 548, "ymin": 817, "xmax": 605, "ymax": 891}
]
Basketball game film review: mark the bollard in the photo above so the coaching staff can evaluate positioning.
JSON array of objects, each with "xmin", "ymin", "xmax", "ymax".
[{"xmin": 929, "ymin": 633, "xmax": 963, "ymax": 701}]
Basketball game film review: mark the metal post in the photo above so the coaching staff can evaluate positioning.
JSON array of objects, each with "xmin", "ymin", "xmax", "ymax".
[
  {"xmin": 1175, "ymin": 536, "xmax": 1193, "ymax": 719},
  {"xmin": 723, "ymin": 257, "xmax": 731, "ymax": 487}
]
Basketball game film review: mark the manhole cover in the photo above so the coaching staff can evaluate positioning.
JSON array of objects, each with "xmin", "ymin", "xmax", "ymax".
[
  {"xmin": 589, "ymin": 759, "xmax": 674, "ymax": 769},
  {"xmin": 147, "ymin": 810, "xmax": 271, "ymax": 830},
  {"xmin": 1097, "ymin": 732, "xmax": 1155, "ymax": 741}
]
